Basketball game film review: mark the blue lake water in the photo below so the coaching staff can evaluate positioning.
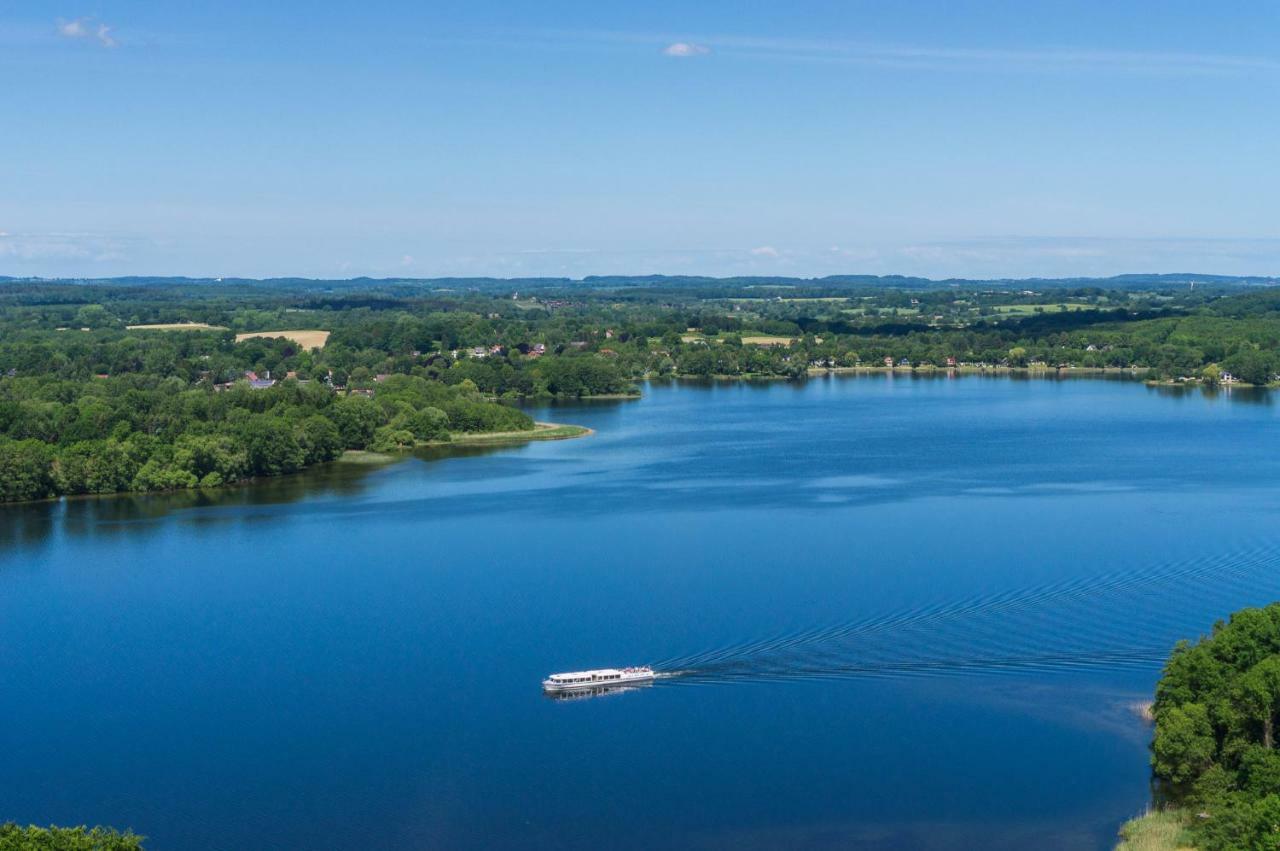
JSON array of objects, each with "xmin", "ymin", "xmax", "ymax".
[{"xmin": 3, "ymin": 375, "xmax": 1280, "ymax": 849}]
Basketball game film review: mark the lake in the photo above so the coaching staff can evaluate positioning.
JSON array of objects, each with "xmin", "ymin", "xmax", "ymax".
[{"xmin": 3, "ymin": 375, "xmax": 1280, "ymax": 849}]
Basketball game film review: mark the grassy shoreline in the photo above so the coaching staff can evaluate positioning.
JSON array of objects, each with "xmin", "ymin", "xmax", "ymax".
[
  {"xmin": 1116, "ymin": 809, "xmax": 1195, "ymax": 850},
  {"xmin": 339, "ymin": 422, "xmax": 593, "ymax": 460},
  {"xmin": 441, "ymin": 422, "xmax": 593, "ymax": 445}
]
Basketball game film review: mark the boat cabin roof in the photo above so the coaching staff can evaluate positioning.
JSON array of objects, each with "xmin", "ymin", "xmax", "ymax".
[
  {"xmin": 547, "ymin": 667, "xmax": 653, "ymax": 681},
  {"xmin": 551, "ymin": 668, "xmax": 624, "ymax": 680}
]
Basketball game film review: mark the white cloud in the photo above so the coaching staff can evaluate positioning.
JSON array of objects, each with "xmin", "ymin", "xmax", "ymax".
[
  {"xmin": 749, "ymin": 245, "xmax": 780, "ymax": 257},
  {"xmin": 400, "ymin": 254, "xmax": 415, "ymax": 267},
  {"xmin": 663, "ymin": 42, "xmax": 710, "ymax": 58},
  {"xmin": 56, "ymin": 18, "xmax": 87, "ymax": 38},
  {"xmin": 56, "ymin": 17, "xmax": 116, "ymax": 47}
]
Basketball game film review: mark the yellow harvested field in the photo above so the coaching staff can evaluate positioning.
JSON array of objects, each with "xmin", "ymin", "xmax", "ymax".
[
  {"xmin": 235, "ymin": 330, "xmax": 331, "ymax": 349},
  {"xmin": 127, "ymin": 322, "xmax": 228, "ymax": 331},
  {"xmin": 741, "ymin": 335, "xmax": 795, "ymax": 346}
]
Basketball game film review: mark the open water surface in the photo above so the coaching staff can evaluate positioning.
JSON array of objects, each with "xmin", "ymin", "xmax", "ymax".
[{"xmin": 3, "ymin": 375, "xmax": 1279, "ymax": 849}]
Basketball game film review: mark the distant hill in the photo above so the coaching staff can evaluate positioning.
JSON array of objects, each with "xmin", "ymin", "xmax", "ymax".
[{"xmin": 0, "ymin": 272, "xmax": 1276, "ymax": 291}]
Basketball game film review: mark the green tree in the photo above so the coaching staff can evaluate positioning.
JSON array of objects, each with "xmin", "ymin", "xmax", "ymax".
[
  {"xmin": 0, "ymin": 439, "xmax": 56, "ymax": 502},
  {"xmin": 330, "ymin": 396, "xmax": 384, "ymax": 449},
  {"xmin": 1152, "ymin": 703, "xmax": 1215, "ymax": 786}
]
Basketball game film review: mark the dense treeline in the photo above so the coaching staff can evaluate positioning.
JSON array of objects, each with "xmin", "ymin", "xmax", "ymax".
[
  {"xmin": 4, "ymin": 280, "xmax": 1278, "ymax": 387},
  {"xmin": 1148, "ymin": 603, "xmax": 1280, "ymax": 849},
  {"xmin": 0, "ymin": 823, "xmax": 143, "ymax": 850},
  {"xmin": 0, "ymin": 374, "xmax": 530, "ymax": 503},
  {"xmin": 2, "ymin": 277, "xmax": 1279, "ymax": 501}
]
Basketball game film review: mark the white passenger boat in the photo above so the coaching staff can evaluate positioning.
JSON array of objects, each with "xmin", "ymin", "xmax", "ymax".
[{"xmin": 542, "ymin": 666, "xmax": 656, "ymax": 693}]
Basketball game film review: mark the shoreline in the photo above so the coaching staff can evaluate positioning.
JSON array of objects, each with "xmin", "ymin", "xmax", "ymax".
[
  {"xmin": 431, "ymin": 421, "xmax": 594, "ymax": 446},
  {"xmin": 340, "ymin": 421, "xmax": 594, "ymax": 461},
  {"xmin": 6, "ymin": 422, "xmax": 593, "ymax": 506},
  {"xmin": 646, "ymin": 366, "xmax": 1156, "ymax": 382},
  {"xmin": 649, "ymin": 366, "xmax": 1272, "ymax": 390}
]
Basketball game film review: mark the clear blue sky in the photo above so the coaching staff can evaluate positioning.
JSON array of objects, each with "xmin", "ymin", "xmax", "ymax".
[{"xmin": 3, "ymin": 1, "xmax": 1278, "ymax": 279}]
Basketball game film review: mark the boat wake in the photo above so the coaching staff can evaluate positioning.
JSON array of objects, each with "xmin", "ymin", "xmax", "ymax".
[{"xmin": 645, "ymin": 540, "xmax": 1280, "ymax": 687}]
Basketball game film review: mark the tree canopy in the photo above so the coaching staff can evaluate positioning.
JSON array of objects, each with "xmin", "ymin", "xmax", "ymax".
[
  {"xmin": 0, "ymin": 824, "xmax": 143, "ymax": 851},
  {"xmin": 1151, "ymin": 602, "xmax": 1280, "ymax": 850}
]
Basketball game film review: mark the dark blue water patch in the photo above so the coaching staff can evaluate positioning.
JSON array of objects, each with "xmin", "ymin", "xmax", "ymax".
[{"xmin": 1, "ymin": 375, "xmax": 1278, "ymax": 849}]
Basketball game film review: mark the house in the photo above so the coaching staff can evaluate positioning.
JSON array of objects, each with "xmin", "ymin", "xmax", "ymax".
[
  {"xmin": 898, "ymin": 358, "xmax": 911, "ymax": 367},
  {"xmin": 470, "ymin": 346, "xmax": 488, "ymax": 358},
  {"xmin": 373, "ymin": 374, "xmax": 391, "ymax": 383},
  {"xmin": 529, "ymin": 343, "xmax": 547, "ymax": 358},
  {"xmin": 883, "ymin": 356, "xmax": 894, "ymax": 367},
  {"xmin": 489, "ymin": 344, "xmax": 503, "ymax": 355},
  {"xmin": 245, "ymin": 370, "xmax": 275, "ymax": 389},
  {"xmin": 946, "ymin": 356, "xmax": 957, "ymax": 367}
]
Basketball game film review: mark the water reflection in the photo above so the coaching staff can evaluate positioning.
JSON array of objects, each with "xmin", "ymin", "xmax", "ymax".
[
  {"xmin": 542, "ymin": 681, "xmax": 654, "ymax": 702},
  {"xmin": 1147, "ymin": 382, "xmax": 1272, "ymax": 405},
  {"xmin": 0, "ymin": 454, "xmax": 385, "ymax": 554}
]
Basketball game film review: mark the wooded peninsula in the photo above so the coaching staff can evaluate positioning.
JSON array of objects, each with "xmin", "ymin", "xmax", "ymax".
[{"xmin": 2, "ymin": 272, "xmax": 1279, "ymax": 503}]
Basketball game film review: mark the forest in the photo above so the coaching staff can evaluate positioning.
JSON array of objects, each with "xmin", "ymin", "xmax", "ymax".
[{"xmin": 1, "ymin": 274, "xmax": 1279, "ymax": 502}]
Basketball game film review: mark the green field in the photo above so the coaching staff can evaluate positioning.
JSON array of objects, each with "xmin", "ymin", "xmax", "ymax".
[{"xmin": 990, "ymin": 303, "xmax": 1094, "ymax": 315}]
